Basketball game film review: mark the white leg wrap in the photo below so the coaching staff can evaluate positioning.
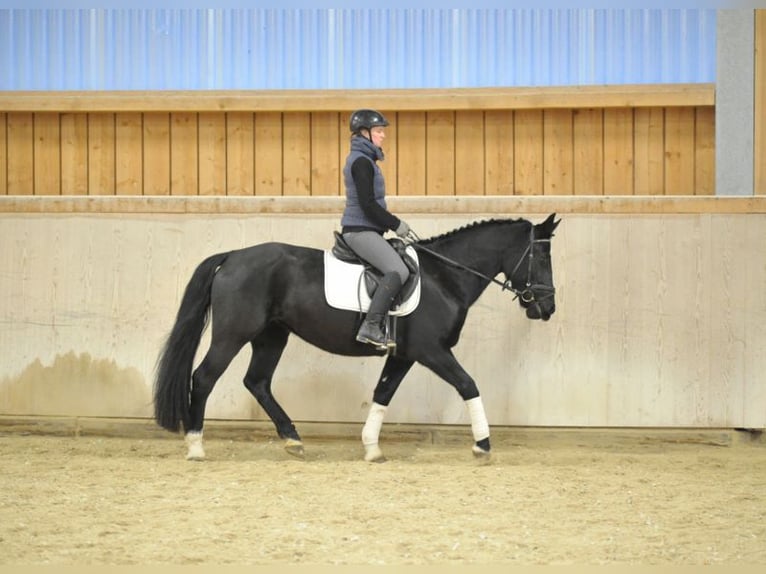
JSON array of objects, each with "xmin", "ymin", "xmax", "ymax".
[
  {"xmin": 185, "ymin": 431, "xmax": 205, "ymax": 461},
  {"xmin": 466, "ymin": 396, "xmax": 490, "ymax": 442},
  {"xmin": 362, "ymin": 402, "xmax": 388, "ymax": 446}
]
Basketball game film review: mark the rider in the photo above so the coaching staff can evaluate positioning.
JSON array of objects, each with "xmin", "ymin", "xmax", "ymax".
[{"xmin": 341, "ymin": 109, "xmax": 414, "ymax": 349}]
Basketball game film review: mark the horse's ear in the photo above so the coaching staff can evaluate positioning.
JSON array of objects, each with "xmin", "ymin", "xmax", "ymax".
[{"xmin": 538, "ymin": 213, "xmax": 561, "ymax": 237}]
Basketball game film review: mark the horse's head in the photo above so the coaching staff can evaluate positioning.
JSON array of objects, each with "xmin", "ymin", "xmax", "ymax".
[{"xmin": 505, "ymin": 213, "xmax": 560, "ymax": 321}]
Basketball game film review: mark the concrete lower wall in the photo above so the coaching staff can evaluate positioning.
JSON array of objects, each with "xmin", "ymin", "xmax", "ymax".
[{"xmin": 1, "ymin": 206, "xmax": 765, "ymax": 429}]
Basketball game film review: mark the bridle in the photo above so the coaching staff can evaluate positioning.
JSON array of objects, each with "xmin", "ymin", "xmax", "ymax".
[{"xmin": 408, "ymin": 226, "xmax": 555, "ymax": 309}]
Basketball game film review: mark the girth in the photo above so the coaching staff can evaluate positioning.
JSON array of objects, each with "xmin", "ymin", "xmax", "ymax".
[{"xmin": 332, "ymin": 231, "xmax": 420, "ymax": 305}]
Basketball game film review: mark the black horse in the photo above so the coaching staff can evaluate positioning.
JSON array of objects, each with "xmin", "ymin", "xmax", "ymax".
[{"xmin": 154, "ymin": 214, "xmax": 560, "ymax": 461}]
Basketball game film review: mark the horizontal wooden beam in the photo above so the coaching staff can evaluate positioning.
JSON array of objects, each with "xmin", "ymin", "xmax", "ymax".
[
  {"xmin": 0, "ymin": 84, "xmax": 715, "ymax": 113},
  {"xmin": 2, "ymin": 195, "xmax": 764, "ymax": 215}
]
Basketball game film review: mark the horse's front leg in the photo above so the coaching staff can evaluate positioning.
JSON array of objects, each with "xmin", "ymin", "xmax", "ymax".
[
  {"xmin": 419, "ymin": 349, "xmax": 491, "ymax": 460},
  {"xmin": 362, "ymin": 355, "xmax": 414, "ymax": 462}
]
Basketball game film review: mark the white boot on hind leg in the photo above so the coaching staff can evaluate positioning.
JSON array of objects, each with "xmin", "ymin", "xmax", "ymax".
[
  {"xmin": 362, "ymin": 402, "xmax": 388, "ymax": 463},
  {"xmin": 185, "ymin": 431, "xmax": 205, "ymax": 461}
]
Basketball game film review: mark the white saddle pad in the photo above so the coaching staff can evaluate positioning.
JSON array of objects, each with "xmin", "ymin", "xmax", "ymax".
[{"xmin": 323, "ymin": 247, "xmax": 421, "ymax": 316}]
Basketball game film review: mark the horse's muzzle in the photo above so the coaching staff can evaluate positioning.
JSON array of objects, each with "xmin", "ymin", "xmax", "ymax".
[{"xmin": 526, "ymin": 302, "xmax": 555, "ymax": 321}]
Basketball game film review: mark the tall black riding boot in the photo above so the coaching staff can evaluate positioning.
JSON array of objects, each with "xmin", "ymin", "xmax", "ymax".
[{"xmin": 356, "ymin": 272, "xmax": 403, "ymax": 349}]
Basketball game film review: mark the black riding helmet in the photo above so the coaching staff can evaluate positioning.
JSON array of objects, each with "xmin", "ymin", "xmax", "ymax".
[{"xmin": 349, "ymin": 109, "xmax": 389, "ymax": 135}]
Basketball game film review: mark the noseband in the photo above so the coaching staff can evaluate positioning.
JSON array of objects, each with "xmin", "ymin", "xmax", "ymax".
[
  {"xmin": 507, "ymin": 227, "xmax": 555, "ymax": 308},
  {"xmin": 409, "ymin": 226, "xmax": 555, "ymax": 306}
]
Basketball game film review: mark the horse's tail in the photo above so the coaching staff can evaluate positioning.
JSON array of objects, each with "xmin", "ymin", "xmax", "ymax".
[{"xmin": 153, "ymin": 251, "xmax": 231, "ymax": 432}]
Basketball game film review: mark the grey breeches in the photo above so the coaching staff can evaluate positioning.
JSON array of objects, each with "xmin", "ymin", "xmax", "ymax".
[{"xmin": 341, "ymin": 230, "xmax": 410, "ymax": 285}]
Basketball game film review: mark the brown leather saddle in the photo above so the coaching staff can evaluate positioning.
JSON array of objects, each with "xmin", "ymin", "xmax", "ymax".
[{"xmin": 331, "ymin": 231, "xmax": 421, "ymax": 306}]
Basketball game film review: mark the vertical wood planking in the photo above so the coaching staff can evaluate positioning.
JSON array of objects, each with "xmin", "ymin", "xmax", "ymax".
[
  {"xmin": 115, "ymin": 113, "xmax": 143, "ymax": 195},
  {"xmin": 543, "ymin": 109, "xmax": 573, "ymax": 195},
  {"xmin": 0, "ymin": 114, "xmax": 6, "ymax": 194},
  {"xmin": 60, "ymin": 113, "xmax": 88, "ymax": 195},
  {"xmin": 707, "ymin": 216, "xmax": 748, "ymax": 424},
  {"xmin": 425, "ymin": 111, "xmax": 455, "ymax": 196},
  {"xmin": 143, "ymin": 113, "xmax": 171, "ymax": 195},
  {"xmin": 170, "ymin": 113, "xmax": 199, "ymax": 195},
  {"xmin": 634, "ymin": 107, "xmax": 665, "ymax": 195},
  {"xmin": 455, "ymin": 110, "xmax": 485, "ymax": 196},
  {"xmin": 603, "ymin": 108, "xmax": 634, "ymax": 195},
  {"xmin": 227, "ymin": 112, "xmax": 255, "ymax": 196},
  {"xmin": 198, "ymin": 112, "xmax": 226, "ymax": 196},
  {"xmin": 694, "ymin": 107, "xmax": 716, "ymax": 195},
  {"xmin": 310, "ymin": 112, "xmax": 341, "ymax": 196},
  {"xmin": 573, "ymin": 109, "xmax": 604, "ymax": 195},
  {"xmin": 514, "ymin": 110, "xmax": 544, "ymax": 195},
  {"xmin": 397, "ymin": 112, "xmax": 426, "ymax": 196},
  {"xmin": 742, "ymin": 216, "xmax": 766, "ymax": 425},
  {"xmin": 0, "ymin": 102, "xmax": 716, "ymax": 199},
  {"xmin": 664, "ymin": 107, "xmax": 695, "ymax": 195},
  {"xmin": 755, "ymin": 9, "xmax": 766, "ymax": 195},
  {"xmin": 282, "ymin": 112, "xmax": 311, "ymax": 196},
  {"xmin": 378, "ymin": 110, "xmax": 397, "ymax": 195},
  {"xmin": 33, "ymin": 113, "xmax": 61, "ymax": 195},
  {"xmin": 254, "ymin": 112, "xmax": 282, "ymax": 196},
  {"xmin": 484, "ymin": 110, "xmax": 514, "ymax": 195},
  {"xmin": 88, "ymin": 113, "xmax": 116, "ymax": 195}
]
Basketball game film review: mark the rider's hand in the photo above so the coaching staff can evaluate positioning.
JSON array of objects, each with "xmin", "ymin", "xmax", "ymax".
[{"xmin": 395, "ymin": 220, "xmax": 411, "ymax": 238}]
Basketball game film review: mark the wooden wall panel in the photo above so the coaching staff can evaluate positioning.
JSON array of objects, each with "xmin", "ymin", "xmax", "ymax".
[
  {"xmin": 634, "ymin": 107, "xmax": 665, "ymax": 195},
  {"xmin": 7, "ymin": 113, "xmax": 34, "ymax": 195},
  {"xmin": 426, "ymin": 111, "xmax": 455, "ymax": 196},
  {"xmin": 455, "ymin": 110, "xmax": 484, "ymax": 196},
  {"xmin": 0, "ymin": 103, "xmax": 716, "ymax": 197},
  {"xmin": 310, "ymin": 112, "xmax": 341, "ymax": 196},
  {"xmin": 88, "ymin": 114, "xmax": 116, "ymax": 195},
  {"xmin": 695, "ymin": 107, "xmax": 716, "ymax": 196},
  {"xmin": 61, "ymin": 113, "xmax": 88, "ymax": 195},
  {"xmin": 377, "ymin": 110, "xmax": 397, "ymax": 196},
  {"xmin": 543, "ymin": 109, "xmax": 573, "ymax": 195},
  {"xmin": 397, "ymin": 112, "xmax": 426, "ymax": 196},
  {"xmin": 573, "ymin": 109, "xmax": 604, "ymax": 195},
  {"xmin": 664, "ymin": 107, "xmax": 696, "ymax": 195},
  {"xmin": 484, "ymin": 110, "xmax": 514, "ymax": 195},
  {"xmin": 227, "ymin": 112, "xmax": 254, "ymax": 196},
  {"xmin": 198, "ymin": 112, "xmax": 226, "ymax": 196},
  {"xmin": 514, "ymin": 110, "xmax": 544, "ymax": 195},
  {"xmin": 0, "ymin": 114, "xmax": 6, "ymax": 194},
  {"xmin": 34, "ymin": 113, "xmax": 61, "ymax": 195},
  {"xmin": 143, "ymin": 113, "xmax": 171, "ymax": 195},
  {"xmin": 254, "ymin": 112, "xmax": 282, "ymax": 196},
  {"xmin": 282, "ymin": 112, "xmax": 311, "ymax": 196},
  {"xmin": 115, "ymin": 113, "xmax": 143, "ymax": 195},
  {"xmin": 603, "ymin": 108, "xmax": 634, "ymax": 195},
  {"xmin": 170, "ymin": 113, "xmax": 198, "ymax": 196}
]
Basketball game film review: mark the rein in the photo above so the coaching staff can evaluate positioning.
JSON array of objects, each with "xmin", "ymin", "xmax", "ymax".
[{"xmin": 408, "ymin": 227, "xmax": 555, "ymax": 305}]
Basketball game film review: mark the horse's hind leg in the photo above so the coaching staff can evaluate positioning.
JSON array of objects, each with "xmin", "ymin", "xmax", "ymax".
[
  {"xmin": 185, "ymin": 340, "xmax": 246, "ymax": 460},
  {"xmin": 242, "ymin": 325, "xmax": 304, "ymax": 457}
]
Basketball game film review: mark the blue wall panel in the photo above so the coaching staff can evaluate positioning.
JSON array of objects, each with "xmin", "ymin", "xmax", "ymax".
[{"xmin": 0, "ymin": 9, "xmax": 717, "ymax": 90}]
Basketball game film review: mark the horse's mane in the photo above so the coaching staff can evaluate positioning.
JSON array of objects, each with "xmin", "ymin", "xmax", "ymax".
[{"xmin": 418, "ymin": 217, "xmax": 529, "ymax": 246}]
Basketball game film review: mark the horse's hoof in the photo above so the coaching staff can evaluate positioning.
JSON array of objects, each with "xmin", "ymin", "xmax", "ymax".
[
  {"xmin": 471, "ymin": 444, "xmax": 491, "ymax": 461},
  {"xmin": 284, "ymin": 439, "xmax": 305, "ymax": 459},
  {"xmin": 185, "ymin": 432, "xmax": 205, "ymax": 461},
  {"xmin": 364, "ymin": 444, "xmax": 386, "ymax": 463}
]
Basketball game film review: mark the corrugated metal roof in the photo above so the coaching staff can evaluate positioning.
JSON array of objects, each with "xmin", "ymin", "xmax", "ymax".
[{"xmin": 0, "ymin": 9, "xmax": 716, "ymax": 90}]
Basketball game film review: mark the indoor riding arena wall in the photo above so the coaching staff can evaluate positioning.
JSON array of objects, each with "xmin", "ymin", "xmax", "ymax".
[
  {"xmin": 1, "ymin": 86, "xmax": 765, "ymax": 431},
  {"xmin": 1, "ymin": 196, "xmax": 765, "ymax": 430}
]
